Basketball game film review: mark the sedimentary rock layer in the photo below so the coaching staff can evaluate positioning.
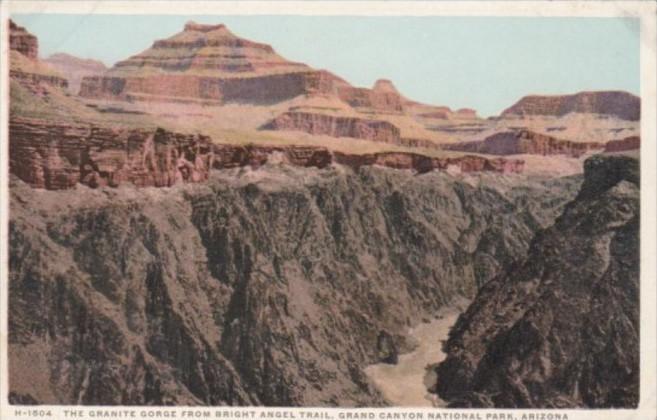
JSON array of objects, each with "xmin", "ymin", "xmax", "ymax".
[
  {"xmin": 8, "ymin": 164, "xmax": 581, "ymax": 405},
  {"xmin": 604, "ymin": 136, "xmax": 640, "ymax": 153},
  {"xmin": 443, "ymin": 130, "xmax": 604, "ymax": 157},
  {"xmin": 436, "ymin": 154, "xmax": 639, "ymax": 408},
  {"xmin": 9, "ymin": 118, "xmax": 213, "ymax": 189},
  {"xmin": 10, "ymin": 117, "xmax": 529, "ymax": 191},
  {"xmin": 501, "ymin": 91, "xmax": 640, "ymax": 121},
  {"xmin": 262, "ymin": 111, "xmax": 402, "ymax": 144},
  {"xmin": 9, "ymin": 20, "xmax": 68, "ymax": 91},
  {"xmin": 80, "ymin": 71, "xmax": 346, "ymax": 105}
]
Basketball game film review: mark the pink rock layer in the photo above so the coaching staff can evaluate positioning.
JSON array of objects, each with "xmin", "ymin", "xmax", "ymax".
[
  {"xmin": 444, "ymin": 130, "xmax": 605, "ymax": 158},
  {"xmin": 10, "ymin": 118, "xmax": 525, "ymax": 190},
  {"xmin": 604, "ymin": 136, "xmax": 640, "ymax": 153},
  {"xmin": 10, "ymin": 118, "xmax": 213, "ymax": 190}
]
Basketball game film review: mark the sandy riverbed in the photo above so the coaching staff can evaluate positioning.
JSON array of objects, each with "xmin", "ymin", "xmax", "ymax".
[{"xmin": 364, "ymin": 306, "xmax": 463, "ymax": 407}]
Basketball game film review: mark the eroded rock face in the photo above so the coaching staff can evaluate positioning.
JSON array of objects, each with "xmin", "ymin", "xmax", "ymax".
[
  {"xmin": 604, "ymin": 136, "xmax": 640, "ymax": 153},
  {"xmin": 337, "ymin": 86, "xmax": 404, "ymax": 113},
  {"xmin": 78, "ymin": 22, "xmax": 350, "ymax": 105},
  {"xmin": 8, "ymin": 165, "xmax": 581, "ymax": 405},
  {"xmin": 501, "ymin": 91, "xmax": 640, "ymax": 121},
  {"xmin": 263, "ymin": 111, "xmax": 402, "ymax": 144},
  {"xmin": 81, "ymin": 71, "xmax": 346, "ymax": 105},
  {"xmin": 9, "ymin": 20, "xmax": 38, "ymax": 59},
  {"xmin": 444, "ymin": 130, "xmax": 604, "ymax": 157},
  {"xmin": 9, "ymin": 20, "xmax": 68, "ymax": 91},
  {"xmin": 436, "ymin": 154, "xmax": 639, "ymax": 408},
  {"xmin": 9, "ymin": 118, "xmax": 213, "ymax": 189}
]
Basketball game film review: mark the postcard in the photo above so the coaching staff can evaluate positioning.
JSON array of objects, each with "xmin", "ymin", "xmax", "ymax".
[{"xmin": 0, "ymin": 2, "xmax": 655, "ymax": 420}]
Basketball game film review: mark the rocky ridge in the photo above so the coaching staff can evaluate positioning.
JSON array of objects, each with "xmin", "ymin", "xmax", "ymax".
[
  {"xmin": 436, "ymin": 154, "xmax": 639, "ymax": 408},
  {"xmin": 501, "ymin": 91, "xmax": 640, "ymax": 121}
]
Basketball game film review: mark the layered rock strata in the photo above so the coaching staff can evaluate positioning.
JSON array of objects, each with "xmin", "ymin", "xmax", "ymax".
[
  {"xmin": 444, "ymin": 130, "xmax": 604, "ymax": 157},
  {"xmin": 436, "ymin": 154, "xmax": 639, "ymax": 408},
  {"xmin": 80, "ymin": 71, "xmax": 346, "ymax": 105},
  {"xmin": 262, "ymin": 111, "xmax": 402, "ymax": 144},
  {"xmin": 10, "ymin": 117, "xmax": 528, "ymax": 191},
  {"xmin": 8, "ymin": 164, "xmax": 581, "ymax": 405},
  {"xmin": 79, "ymin": 22, "xmax": 349, "ymax": 105},
  {"xmin": 9, "ymin": 118, "xmax": 213, "ymax": 189},
  {"xmin": 9, "ymin": 20, "xmax": 68, "ymax": 91},
  {"xmin": 604, "ymin": 136, "xmax": 640, "ymax": 153},
  {"xmin": 501, "ymin": 91, "xmax": 640, "ymax": 121},
  {"xmin": 9, "ymin": 20, "xmax": 37, "ymax": 59}
]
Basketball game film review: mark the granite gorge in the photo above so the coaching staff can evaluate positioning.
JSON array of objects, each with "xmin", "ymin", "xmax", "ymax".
[{"xmin": 8, "ymin": 163, "xmax": 581, "ymax": 405}]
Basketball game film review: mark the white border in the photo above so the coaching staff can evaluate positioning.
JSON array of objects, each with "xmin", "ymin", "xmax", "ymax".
[{"xmin": 0, "ymin": 2, "xmax": 656, "ymax": 420}]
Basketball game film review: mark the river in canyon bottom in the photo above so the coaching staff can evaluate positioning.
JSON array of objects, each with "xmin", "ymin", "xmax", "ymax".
[{"xmin": 364, "ymin": 305, "xmax": 463, "ymax": 407}]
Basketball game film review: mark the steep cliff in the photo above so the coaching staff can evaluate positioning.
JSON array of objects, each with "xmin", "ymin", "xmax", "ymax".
[
  {"xmin": 8, "ymin": 165, "xmax": 580, "ymax": 406},
  {"xmin": 9, "ymin": 20, "xmax": 38, "ymax": 59},
  {"xmin": 444, "ymin": 130, "xmax": 604, "ymax": 157},
  {"xmin": 501, "ymin": 91, "xmax": 640, "ymax": 121},
  {"xmin": 10, "ymin": 118, "xmax": 214, "ymax": 189},
  {"xmin": 604, "ymin": 136, "xmax": 640, "ymax": 153},
  {"xmin": 436, "ymin": 154, "xmax": 639, "ymax": 408}
]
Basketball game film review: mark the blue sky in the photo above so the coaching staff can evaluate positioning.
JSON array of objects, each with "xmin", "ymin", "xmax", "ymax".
[{"xmin": 11, "ymin": 14, "xmax": 639, "ymax": 116}]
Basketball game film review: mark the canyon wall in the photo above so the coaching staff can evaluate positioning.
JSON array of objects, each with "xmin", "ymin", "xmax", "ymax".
[
  {"xmin": 9, "ymin": 118, "xmax": 214, "ymax": 189},
  {"xmin": 9, "ymin": 20, "xmax": 38, "ymax": 59},
  {"xmin": 444, "ymin": 130, "xmax": 604, "ymax": 157},
  {"xmin": 9, "ymin": 20, "xmax": 68, "ymax": 91},
  {"xmin": 9, "ymin": 117, "xmax": 526, "ymax": 191},
  {"xmin": 8, "ymin": 165, "xmax": 581, "ymax": 406},
  {"xmin": 604, "ymin": 136, "xmax": 640, "ymax": 153},
  {"xmin": 436, "ymin": 154, "xmax": 639, "ymax": 408}
]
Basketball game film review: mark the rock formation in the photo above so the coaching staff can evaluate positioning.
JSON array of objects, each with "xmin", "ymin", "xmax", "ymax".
[
  {"xmin": 79, "ymin": 22, "xmax": 351, "ymax": 105},
  {"xmin": 9, "ymin": 118, "xmax": 213, "ymax": 189},
  {"xmin": 444, "ymin": 130, "xmax": 605, "ymax": 157},
  {"xmin": 9, "ymin": 20, "xmax": 38, "ymax": 59},
  {"xmin": 604, "ymin": 136, "xmax": 640, "ymax": 153},
  {"xmin": 8, "ymin": 163, "xmax": 581, "ymax": 405},
  {"xmin": 436, "ymin": 154, "xmax": 639, "ymax": 408},
  {"xmin": 9, "ymin": 20, "xmax": 68, "ymax": 92},
  {"xmin": 9, "ymin": 117, "xmax": 526, "ymax": 191},
  {"xmin": 262, "ymin": 111, "xmax": 402, "ymax": 144},
  {"xmin": 44, "ymin": 53, "xmax": 107, "ymax": 94},
  {"xmin": 501, "ymin": 91, "xmax": 640, "ymax": 121}
]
